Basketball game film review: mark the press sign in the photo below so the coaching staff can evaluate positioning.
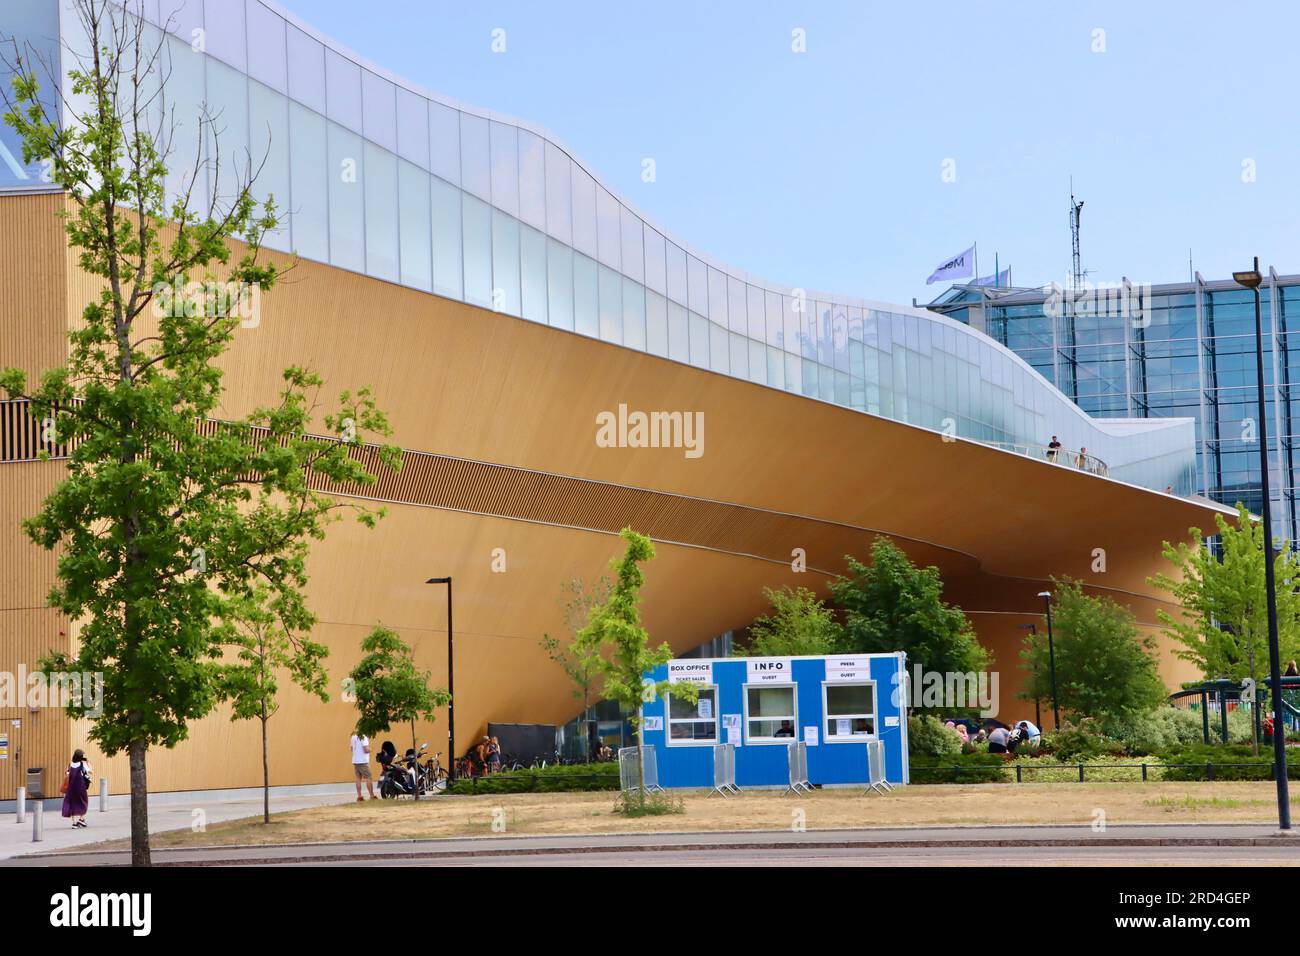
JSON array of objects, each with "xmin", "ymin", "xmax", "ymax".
[{"xmin": 826, "ymin": 656, "xmax": 871, "ymax": 682}]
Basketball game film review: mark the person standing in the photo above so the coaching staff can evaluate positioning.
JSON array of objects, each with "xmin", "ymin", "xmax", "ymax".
[
  {"xmin": 60, "ymin": 748, "xmax": 92, "ymax": 829},
  {"xmin": 350, "ymin": 732, "xmax": 375, "ymax": 801},
  {"xmin": 1046, "ymin": 436, "xmax": 1062, "ymax": 462}
]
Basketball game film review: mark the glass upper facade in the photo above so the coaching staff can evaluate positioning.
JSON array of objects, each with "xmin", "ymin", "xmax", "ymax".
[
  {"xmin": 933, "ymin": 275, "xmax": 1300, "ymax": 538},
  {"xmin": 0, "ymin": 0, "xmax": 1196, "ymax": 494}
]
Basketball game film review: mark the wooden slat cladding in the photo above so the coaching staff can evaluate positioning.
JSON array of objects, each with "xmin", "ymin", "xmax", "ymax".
[
  {"xmin": 0, "ymin": 398, "xmax": 895, "ymax": 572},
  {"xmin": 0, "ymin": 462, "xmax": 72, "ymax": 800},
  {"xmin": 0, "ymin": 193, "xmax": 67, "ymax": 379}
]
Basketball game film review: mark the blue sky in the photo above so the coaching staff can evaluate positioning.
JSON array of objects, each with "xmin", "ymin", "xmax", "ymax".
[{"xmin": 278, "ymin": 0, "xmax": 1300, "ymax": 304}]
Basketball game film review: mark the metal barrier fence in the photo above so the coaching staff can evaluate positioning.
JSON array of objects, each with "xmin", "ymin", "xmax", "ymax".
[
  {"xmin": 863, "ymin": 739, "xmax": 893, "ymax": 795},
  {"xmin": 709, "ymin": 743, "xmax": 741, "ymax": 797},
  {"xmin": 618, "ymin": 745, "xmax": 662, "ymax": 794},
  {"xmin": 784, "ymin": 741, "xmax": 812, "ymax": 795}
]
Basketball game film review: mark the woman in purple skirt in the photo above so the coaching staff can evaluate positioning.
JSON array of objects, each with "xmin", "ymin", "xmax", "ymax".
[{"xmin": 60, "ymin": 748, "xmax": 92, "ymax": 829}]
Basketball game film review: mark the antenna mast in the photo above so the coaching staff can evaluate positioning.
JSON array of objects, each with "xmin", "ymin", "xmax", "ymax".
[{"xmin": 1069, "ymin": 179, "xmax": 1084, "ymax": 292}]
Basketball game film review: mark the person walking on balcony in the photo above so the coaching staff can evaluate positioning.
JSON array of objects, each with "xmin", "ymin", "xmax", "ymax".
[{"xmin": 1046, "ymin": 436, "xmax": 1061, "ymax": 462}]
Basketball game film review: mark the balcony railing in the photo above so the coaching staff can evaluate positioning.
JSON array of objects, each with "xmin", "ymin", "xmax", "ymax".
[{"xmin": 982, "ymin": 440, "xmax": 1109, "ymax": 478}]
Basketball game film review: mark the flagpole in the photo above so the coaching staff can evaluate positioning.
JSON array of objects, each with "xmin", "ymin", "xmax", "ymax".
[{"xmin": 973, "ymin": 243, "xmax": 979, "ymax": 288}]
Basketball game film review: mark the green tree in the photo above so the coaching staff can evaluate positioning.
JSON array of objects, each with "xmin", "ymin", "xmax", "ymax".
[
  {"xmin": 830, "ymin": 538, "xmax": 989, "ymax": 704},
  {"xmin": 1, "ymin": 3, "xmax": 397, "ymax": 865},
  {"xmin": 576, "ymin": 528, "xmax": 695, "ymax": 801},
  {"xmin": 349, "ymin": 626, "xmax": 450, "ymax": 775},
  {"xmin": 734, "ymin": 586, "xmax": 844, "ymax": 657},
  {"xmin": 223, "ymin": 589, "xmax": 330, "ymax": 824},
  {"xmin": 540, "ymin": 575, "xmax": 610, "ymax": 761},
  {"xmin": 1149, "ymin": 503, "xmax": 1300, "ymax": 687},
  {"xmin": 1020, "ymin": 578, "xmax": 1167, "ymax": 720}
]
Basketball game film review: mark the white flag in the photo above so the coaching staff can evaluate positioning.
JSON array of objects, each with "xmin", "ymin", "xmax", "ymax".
[{"xmin": 926, "ymin": 245, "xmax": 975, "ymax": 285}]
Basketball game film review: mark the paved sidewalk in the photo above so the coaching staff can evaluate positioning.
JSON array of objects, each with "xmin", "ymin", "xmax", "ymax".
[{"xmin": 0, "ymin": 784, "xmax": 356, "ymax": 860}]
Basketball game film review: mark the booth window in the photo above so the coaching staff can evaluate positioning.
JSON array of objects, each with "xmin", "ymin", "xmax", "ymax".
[
  {"xmin": 666, "ymin": 686, "xmax": 717, "ymax": 744},
  {"xmin": 745, "ymin": 684, "xmax": 797, "ymax": 742},
  {"xmin": 823, "ymin": 683, "xmax": 875, "ymax": 740}
]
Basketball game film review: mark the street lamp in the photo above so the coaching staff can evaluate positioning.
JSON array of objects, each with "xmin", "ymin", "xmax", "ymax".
[
  {"xmin": 1233, "ymin": 257, "xmax": 1291, "ymax": 831},
  {"xmin": 1037, "ymin": 592, "xmax": 1061, "ymax": 730},
  {"xmin": 1018, "ymin": 623, "xmax": 1041, "ymax": 728},
  {"xmin": 426, "ymin": 576, "xmax": 455, "ymax": 783}
]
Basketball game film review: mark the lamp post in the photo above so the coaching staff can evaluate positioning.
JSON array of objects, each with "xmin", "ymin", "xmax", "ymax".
[
  {"xmin": 1018, "ymin": 623, "xmax": 1041, "ymax": 728},
  {"xmin": 1232, "ymin": 258, "xmax": 1291, "ymax": 830},
  {"xmin": 1037, "ymin": 592, "xmax": 1061, "ymax": 730},
  {"xmin": 426, "ymin": 576, "xmax": 455, "ymax": 783}
]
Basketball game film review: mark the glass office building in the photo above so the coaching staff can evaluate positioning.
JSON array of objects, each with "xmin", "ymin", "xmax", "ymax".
[
  {"xmin": 1, "ymin": 0, "xmax": 1195, "ymax": 493},
  {"xmin": 931, "ymin": 275, "xmax": 1300, "ymax": 540}
]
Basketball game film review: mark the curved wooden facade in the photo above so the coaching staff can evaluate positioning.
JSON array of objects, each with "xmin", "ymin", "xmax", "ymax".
[{"xmin": 0, "ymin": 193, "xmax": 1231, "ymax": 797}]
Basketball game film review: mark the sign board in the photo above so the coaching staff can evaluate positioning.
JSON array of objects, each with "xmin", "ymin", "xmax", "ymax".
[
  {"xmin": 884, "ymin": 716, "xmax": 900, "ymax": 728},
  {"xmin": 643, "ymin": 716, "xmax": 663, "ymax": 732},
  {"xmin": 825, "ymin": 656, "xmax": 872, "ymax": 682},
  {"xmin": 726, "ymin": 726, "xmax": 740, "ymax": 747},
  {"xmin": 803, "ymin": 726, "xmax": 819, "ymax": 747},
  {"xmin": 746, "ymin": 657, "xmax": 791, "ymax": 684},
  {"xmin": 667, "ymin": 660, "xmax": 713, "ymax": 685},
  {"xmin": 836, "ymin": 718, "xmax": 852, "ymax": 736},
  {"xmin": 0, "ymin": 733, "xmax": 7, "ymax": 760},
  {"xmin": 697, "ymin": 696, "xmax": 713, "ymax": 719}
]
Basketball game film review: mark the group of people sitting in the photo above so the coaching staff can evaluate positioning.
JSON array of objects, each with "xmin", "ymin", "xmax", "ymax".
[{"xmin": 946, "ymin": 718, "xmax": 1042, "ymax": 754}]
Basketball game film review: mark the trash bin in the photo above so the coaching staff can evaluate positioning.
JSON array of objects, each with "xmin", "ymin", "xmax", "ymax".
[{"xmin": 25, "ymin": 767, "xmax": 44, "ymax": 798}]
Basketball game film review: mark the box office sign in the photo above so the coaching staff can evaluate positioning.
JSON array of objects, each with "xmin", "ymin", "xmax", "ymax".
[
  {"xmin": 746, "ymin": 657, "xmax": 791, "ymax": 683},
  {"xmin": 825, "ymin": 656, "xmax": 872, "ymax": 682},
  {"xmin": 667, "ymin": 661, "xmax": 713, "ymax": 685}
]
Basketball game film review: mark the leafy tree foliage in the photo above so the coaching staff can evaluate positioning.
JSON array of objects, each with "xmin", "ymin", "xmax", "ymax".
[
  {"xmin": 1, "ymin": 2, "xmax": 397, "ymax": 864},
  {"xmin": 349, "ymin": 626, "xmax": 449, "ymax": 755},
  {"xmin": 830, "ymin": 538, "xmax": 989, "ymax": 694},
  {"xmin": 540, "ymin": 575, "xmax": 610, "ymax": 760},
  {"xmin": 223, "ymin": 589, "xmax": 329, "ymax": 824},
  {"xmin": 1020, "ymin": 578, "xmax": 1168, "ymax": 719},
  {"xmin": 576, "ymin": 528, "xmax": 695, "ymax": 799},
  {"xmin": 735, "ymin": 586, "xmax": 844, "ymax": 657},
  {"xmin": 1149, "ymin": 503, "xmax": 1300, "ymax": 686}
]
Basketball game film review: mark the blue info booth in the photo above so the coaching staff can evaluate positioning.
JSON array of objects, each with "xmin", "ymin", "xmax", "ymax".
[{"xmin": 640, "ymin": 653, "xmax": 910, "ymax": 789}]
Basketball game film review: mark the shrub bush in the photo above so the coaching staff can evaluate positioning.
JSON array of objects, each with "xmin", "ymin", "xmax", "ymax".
[
  {"xmin": 446, "ymin": 762, "xmax": 619, "ymax": 795},
  {"xmin": 909, "ymin": 752, "xmax": 1009, "ymax": 784},
  {"xmin": 1098, "ymin": 708, "xmax": 1206, "ymax": 754},
  {"xmin": 1009, "ymin": 753, "xmax": 1167, "ymax": 782},
  {"xmin": 1156, "ymin": 744, "xmax": 1300, "ymax": 782},
  {"xmin": 1041, "ymin": 718, "xmax": 1126, "ymax": 761},
  {"xmin": 613, "ymin": 791, "xmax": 685, "ymax": 816},
  {"xmin": 908, "ymin": 715, "xmax": 963, "ymax": 757}
]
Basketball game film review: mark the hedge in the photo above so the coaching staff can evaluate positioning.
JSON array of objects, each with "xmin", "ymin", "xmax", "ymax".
[{"xmin": 445, "ymin": 762, "xmax": 620, "ymax": 795}]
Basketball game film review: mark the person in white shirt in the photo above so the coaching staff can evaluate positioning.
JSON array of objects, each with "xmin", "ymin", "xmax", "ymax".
[
  {"xmin": 350, "ymin": 733, "xmax": 375, "ymax": 801},
  {"xmin": 1017, "ymin": 720, "xmax": 1042, "ymax": 742}
]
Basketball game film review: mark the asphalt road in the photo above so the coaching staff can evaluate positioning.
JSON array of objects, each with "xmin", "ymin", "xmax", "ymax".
[
  {"xmin": 9, "ymin": 823, "xmax": 1300, "ymax": 867},
  {"xmin": 315, "ymin": 844, "xmax": 1300, "ymax": 867}
]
